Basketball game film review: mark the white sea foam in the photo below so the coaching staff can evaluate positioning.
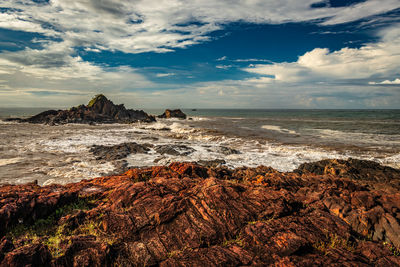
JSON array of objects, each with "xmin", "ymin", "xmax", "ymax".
[
  {"xmin": 141, "ymin": 121, "xmax": 170, "ymax": 131},
  {"xmin": 0, "ymin": 120, "xmax": 18, "ymax": 125},
  {"xmin": 189, "ymin": 116, "xmax": 211, "ymax": 121},
  {"xmin": 169, "ymin": 122, "xmax": 197, "ymax": 134},
  {"xmin": 1, "ymin": 117, "xmax": 399, "ymax": 185},
  {"xmin": 261, "ymin": 125, "xmax": 297, "ymax": 135},
  {"xmin": 0, "ymin": 157, "xmax": 23, "ymax": 166},
  {"xmin": 314, "ymin": 129, "xmax": 400, "ymax": 145}
]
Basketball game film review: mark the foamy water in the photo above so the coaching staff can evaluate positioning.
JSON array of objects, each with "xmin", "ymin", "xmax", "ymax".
[{"xmin": 0, "ymin": 110, "xmax": 399, "ymax": 185}]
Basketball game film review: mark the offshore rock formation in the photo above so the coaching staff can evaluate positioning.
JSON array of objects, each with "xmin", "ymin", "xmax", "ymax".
[
  {"xmin": 4, "ymin": 94, "xmax": 155, "ymax": 125},
  {"xmin": 1, "ymin": 160, "xmax": 400, "ymax": 266},
  {"xmin": 157, "ymin": 109, "xmax": 187, "ymax": 119}
]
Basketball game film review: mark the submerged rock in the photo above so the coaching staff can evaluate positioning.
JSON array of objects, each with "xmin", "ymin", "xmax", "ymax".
[
  {"xmin": 89, "ymin": 142, "xmax": 153, "ymax": 160},
  {"xmin": 157, "ymin": 109, "xmax": 187, "ymax": 119},
  {"xmin": 154, "ymin": 144, "xmax": 195, "ymax": 156},
  {"xmin": 1, "ymin": 160, "xmax": 400, "ymax": 266},
  {"xmin": 4, "ymin": 94, "xmax": 156, "ymax": 125},
  {"xmin": 219, "ymin": 146, "xmax": 241, "ymax": 155}
]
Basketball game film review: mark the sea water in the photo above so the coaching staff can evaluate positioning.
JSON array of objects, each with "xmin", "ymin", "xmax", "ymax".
[{"xmin": 0, "ymin": 108, "xmax": 399, "ymax": 185}]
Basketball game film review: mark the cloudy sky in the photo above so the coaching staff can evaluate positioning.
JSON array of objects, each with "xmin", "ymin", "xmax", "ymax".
[{"xmin": 0, "ymin": 0, "xmax": 399, "ymax": 108}]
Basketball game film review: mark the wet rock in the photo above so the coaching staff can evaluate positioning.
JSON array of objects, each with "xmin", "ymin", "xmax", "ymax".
[
  {"xmin": 1, "ymin": 160, "xmax": 400, "ymax": 266},
  {"xmin": 157, "ymin": 109, "xmax": 187, "ymax": 119},
  {"xmin": 219, "ymin": 146, "xmax": 241, "ymax": 155},
  {"xmin": 154, "ymin": 144, "xmax": 195, "ymax": 156},
  {"xmin": 6, "ymin": 94, "xmax": 156, "ymax": 125},
  {"xmin": 90, "ymin": 142, "xmax": 152, "ymax": 160}
]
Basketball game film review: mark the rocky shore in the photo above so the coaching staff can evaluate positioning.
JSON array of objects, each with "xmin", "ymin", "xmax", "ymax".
[
  {"xmin": 4, "ymin": 95, "xmax": 156, "ymax": 125},
  {"xmin": 1, "ymin": 159, "xmax": 400, "ymax": 266}
]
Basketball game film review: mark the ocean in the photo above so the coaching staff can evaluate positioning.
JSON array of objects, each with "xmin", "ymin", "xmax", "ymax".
[{"xmin": 0, "ymin": 108, "xmax": 399, "ymax": 185}]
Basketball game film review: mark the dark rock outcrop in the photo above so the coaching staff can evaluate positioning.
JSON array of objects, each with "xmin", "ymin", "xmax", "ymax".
[
  {"xmin": 157, "ymin": 109, "xmax": 187, "ymax": 119},
  {"xmin": 1, "ymin": 160, "xmax": 400, "ymax": 266},
  {"xmin": 90, "ymin": 142, "xmax": 153, "ymax": 161},
  {"xmin": 5, "ymin": 94, "xmax": 155, "ymax": 125},
  {"xmin": 154, "ymin": 144, "xmax": 195, "ymax": 156}
]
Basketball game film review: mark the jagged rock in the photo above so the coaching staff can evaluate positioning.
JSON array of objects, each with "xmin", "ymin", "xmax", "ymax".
[
  {"xmin": 295, "ymin": 158, "xmax": 400, "ymax": 189},
  {"xmin": 4, "ymin": 94, "xmax": 156, "ymax": 125},
  {"xmin": 295, "ymin": 158, "xmax": 400, "ymax": 182},
  {"xmin": 0, "ymin": 244, "xmax": 51, "ymax": 267},
  {"xmin": 157, "ymin": 109, "xmax": 187, "ymax": 119},
  {"xmin": 1, "ymin": 160, "xmax": 400, "ymax": 266}
]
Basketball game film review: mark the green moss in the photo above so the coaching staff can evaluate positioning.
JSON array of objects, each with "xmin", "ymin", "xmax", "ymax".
[
  {"xmin": 313, "ymin": 233, "xmax": 355, "ymax": 255},
  {"xmin": 88, "ymin": 94, "xmax": 107, "ymax": 107},
  {"xmin": 222, "ymin": 233, "xmax": 244, "ymax": 247},
  {"xmin": 383, "ymin": 241, "xmax": 400, "ymax": 256},
  {"xmin": 43, "ymin": 224, "xmax": 68, "ymax": 257},
  {"xmin": 7, "ymin": 198, "xmax": 94, "ymax": 258}
]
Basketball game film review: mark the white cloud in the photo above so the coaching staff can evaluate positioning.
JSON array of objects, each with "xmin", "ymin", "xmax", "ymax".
[
  {"xmin": 216, "ymin": 65, "xmax": 232, "ymax": 69},
  {"xmin": 243, "ymin": 24, "xmax": 400, "ymax": 84},
  {"xmin": 156, "ymin": 73, "xmax": 175, "ymax": 77},
  {"xmin": 369, "ymin": 78, "xmax": 400, "ymax": 85},
  {"xmin": 1, "ymin": 0, "xmax": 399, "ymax": 55},
  {"xmin": 0, "ymin": 1, "xmax": 400, "ymax": 108},
  {"xmin": 233, "ymin": 58, "xmax": 274, "ymax": 63}
]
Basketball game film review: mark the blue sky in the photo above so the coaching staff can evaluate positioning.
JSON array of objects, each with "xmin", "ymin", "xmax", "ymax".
[{"xmin": 0, "ymin": 0, "xmax": 399, "ymax": 108}]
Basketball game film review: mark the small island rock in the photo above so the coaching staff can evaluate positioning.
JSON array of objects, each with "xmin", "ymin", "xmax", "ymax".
[
  {"xmin": 4, "ymin": 94, "xmax": 155, "ymax": 125},
  {"xmin": 157, "ymin": 109, "xmax": 187, "ymax": 119}
]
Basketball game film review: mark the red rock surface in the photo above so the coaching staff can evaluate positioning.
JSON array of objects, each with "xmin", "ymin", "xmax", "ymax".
[{"xmin": 1, "ymin": 160, "xmax": 400, "ymax": 266}]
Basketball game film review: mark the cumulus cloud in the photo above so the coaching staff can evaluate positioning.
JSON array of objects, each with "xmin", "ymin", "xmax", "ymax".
[
  {"xmin": 0, "ymin": 0, "xmax": 400, "ymax": 107},
  {"xmin": 1, "ymin": 0, "xmax": 399, "ymax": 55},
  {"xmin": 369, "ymin": 78, "xmax": 400, "ymax": 85},
  {"xmin": 243, "ymin": 24, "xmax": 400, "ymax": 85}
]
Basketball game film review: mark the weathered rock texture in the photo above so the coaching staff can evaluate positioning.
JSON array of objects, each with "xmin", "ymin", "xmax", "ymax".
[
  {"xmin": 1, "ymin": 159, "xmax": 400, "ymax": 266},
  {"xmin": 157, "ymin": 109, "xmax": 187, "ymax": 119},
  {"xmin": 296, "ymin": 158, "xmax": 400, "ymax": 189},
  {"xmin": 5, "ymin": 94, "xmax": 155, "ymax": 125}
]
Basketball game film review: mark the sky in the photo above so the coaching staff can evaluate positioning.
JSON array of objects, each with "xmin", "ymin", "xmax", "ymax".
[{"xmin": 0, "ymin": 0, "xmax": 399, "ymax": 109}]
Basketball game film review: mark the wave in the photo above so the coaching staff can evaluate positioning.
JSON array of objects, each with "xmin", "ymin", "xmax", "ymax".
[
  {"xmin": 1, "ymin": 120, "xmax": 399, "ymax": 186},
  {"xmin": 261, "ymin": 125, "xmax": 297, "ymax": 135},
  {"xmin": 0, "ymin": 157, "xmax": 23, "ymax": 166},
  {"xmin": 313, "ymin": 129, "xmax": 400, "ymax": 145}
]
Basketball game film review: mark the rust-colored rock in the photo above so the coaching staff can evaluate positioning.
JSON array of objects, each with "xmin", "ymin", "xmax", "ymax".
[
  {"xmin": 1, "ymin": 160, "xmax": 400, "ymax": 266},
  {"xmin": 295, "ymin": 158, "xmax": 400, "ymax": 185}
]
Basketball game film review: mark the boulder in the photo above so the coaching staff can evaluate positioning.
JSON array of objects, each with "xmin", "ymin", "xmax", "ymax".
[
  {"xmin": 157, "ymin": 109, "xmax": 187, "ymax": 119},
  {"xmin": 89, "ymin": 142, "xmax": 153, "ymax": 161}
]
